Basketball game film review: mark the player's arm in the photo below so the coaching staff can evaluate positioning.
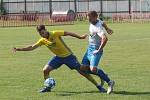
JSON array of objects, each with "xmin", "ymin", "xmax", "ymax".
[
  {"xmin": 93, "ymin": 34, "xmax": 108, "ymax": 55},
  {"xmin": 13, "ymin": 44, "xmax": 39, "ymax": 52},
  {"xmin": 102, "ymin": 22, "xmax": 113, "ymax": 35},
  {"xmin": 64, "ymin": 31, "xmax": 88, "ymax": 39},
  {"xmin": 99, "ymin": 34, "xmax": 108, "ymax": 50}
]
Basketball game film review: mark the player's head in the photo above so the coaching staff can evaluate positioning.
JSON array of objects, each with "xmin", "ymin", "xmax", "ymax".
[
  {"xmin": 88, "ymin": 11, "xmax": 98, "ymax": 24},
  {"xmin": 37, "ymin": 25, "xmax": 46, "ymax": 33},
  {"xmin": 37, "ymin": 25, "xmax": 49, "ymax": 38}
]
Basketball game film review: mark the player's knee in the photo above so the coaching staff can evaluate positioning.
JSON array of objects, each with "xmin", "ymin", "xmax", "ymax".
[
  {"xmin": 43, "ymin": 68, "xmax": 48, "ymax": 74},
  {"xmin": 80, "ymin": 66, "xmax": 86, "ymax": 71},
  {"xmin": 90, "ymin": 67, "xmax": 97, "ymax": 73},
  {"xmin": 80, "ymin": 65, "xmax": 90, "ymax": 71},
  {"xmin": 43, "ymin": 65, "xmax": 52, "ymax": 74}
]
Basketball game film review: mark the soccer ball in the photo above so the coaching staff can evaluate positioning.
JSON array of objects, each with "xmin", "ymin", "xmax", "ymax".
[{"xmin": 44, "ymin": 78, "xmax": 56, "ymax": 89}]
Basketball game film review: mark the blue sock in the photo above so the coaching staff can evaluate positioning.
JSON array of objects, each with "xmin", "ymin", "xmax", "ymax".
[
  {"xmin": 96, "ymin": 69, "xmax": 110, "ymax": 83},
  {"xmin": 81, "ymin": 68, "xmax": 111, "ymax": 83}
]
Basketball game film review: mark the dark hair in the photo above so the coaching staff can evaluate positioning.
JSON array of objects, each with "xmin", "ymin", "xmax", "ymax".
[
  {"xmin": 88, "ymin": 11, "xmax": 98, "ymax": 17},
  {"xmin": 37, "ymin": 25, "xmax": 46, "ymax": 32}
]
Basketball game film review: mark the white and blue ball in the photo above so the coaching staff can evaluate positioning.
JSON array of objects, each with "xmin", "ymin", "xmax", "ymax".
[{"xmin": 44, "ymin": 78, "xmax": 56, "ymax": 89}]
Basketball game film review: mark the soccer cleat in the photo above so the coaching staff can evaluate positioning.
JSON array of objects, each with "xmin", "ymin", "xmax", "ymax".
[
  {"xmin": 107, "ymin": 80, "xmax": 115, "ymax": 94},
  {"xmin": 39, "ymin": 87, "xmax": 51, "ymax": 93},
  {"xmin": 96, "ymin": 85, "xmax": 106, "ymax": 93}
]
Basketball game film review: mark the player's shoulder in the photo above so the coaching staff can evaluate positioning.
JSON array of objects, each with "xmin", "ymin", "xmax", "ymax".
[
  {"xmin": 51, "ymin": 30, "xmax": 65, "ymax": 37},
  {"xmin": 97, "ymin": 20, "xmax": 104, "ymax": 25},
  {"xmin": 38, "ymin": 38, "xmax": 46, "ymax": 42},
  {"xmin": 38, "ymin": 38, "xmax": 44, "ymax": 41},
  {"xmin": 52, "ymin": 30, "xmax": 64, "ymax": 33}
]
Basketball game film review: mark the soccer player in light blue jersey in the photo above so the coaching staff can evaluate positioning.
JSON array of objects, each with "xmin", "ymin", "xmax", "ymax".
[{"xmin": 81, "ymin": 11, "xmax": 115, "ymax": 94}]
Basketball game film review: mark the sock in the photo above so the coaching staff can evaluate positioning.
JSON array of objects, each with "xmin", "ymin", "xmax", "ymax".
[
  {"xmin": 96, "ymin": 69, "xmax": 110, "ymax": 83},
  {"xmin": 80, "ymin": 68, "xmax": 111, "ymax": 83}
]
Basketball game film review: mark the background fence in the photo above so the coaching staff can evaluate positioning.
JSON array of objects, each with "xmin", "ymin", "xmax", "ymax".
[
  {"xmin": 1, "ymin": 0, "xmax": 150, "ymax": 27},
  {"xmin": 2, "ymin": 0, "xmax": 150, "ymax": 16}
]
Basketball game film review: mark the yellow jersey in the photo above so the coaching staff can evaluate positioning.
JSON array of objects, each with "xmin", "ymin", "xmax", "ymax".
[{"xmin": 34, "ymin": 30, "xmax": 72, "ymax": 57}]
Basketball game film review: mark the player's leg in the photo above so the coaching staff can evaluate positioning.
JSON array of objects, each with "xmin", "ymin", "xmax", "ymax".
[
  {"xmin": 80, "ymin": 65, "xmax": 104, "ymax": 86},
  {"xmin": 40, "ymin": 56, "xmax": 63, "ymax": 93},
  {"xmin": 80, "ymin": 51, "xmax": 106, "ymax": 92},
  {"xmin": 40, "ymin": 64, "xmax": 54, "ymax": 93},
  {"xmin": 64, "ymin": 54, "xmax": 105, "ymax": 92},
  {"xmin": 43, "ymin": 56, "xmax": 63, "ymax": 79},
  {"xmin": 43, "ymin": 64, "xmax": 54, "ymax": 80},
  {"xmin": 77, "ymin": 70, "xmax": 106, "ymax": 92},
  {"xmin": 90, "ymin": 66, "xmax": 115, "ymax": 94},
  {"xmin": 89, "ymin": 51, "xmax": 115, "ymax": 94},
  {"xmin": 77, "ymin": 70, "xmax": 98, "ymax": 86},
  {"xmin": 80, "ymin": 66, "xmax": 104, "ymax": 87},
  {"xmin": 82, "ymin": 48, "xmax": 105, "ymax": 86},
  {"xmin": 80, "ymin": 65, "xmax": 106, "ymax": 92},
  {"xmin": 64, "ymin": 55, "xmax": 98, "ymax": 86}
]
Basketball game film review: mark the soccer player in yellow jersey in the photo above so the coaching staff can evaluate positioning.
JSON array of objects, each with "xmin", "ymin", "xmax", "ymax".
[{"xmin": 13, "ymin": 25, "xmax": 105, "ymax": 93}]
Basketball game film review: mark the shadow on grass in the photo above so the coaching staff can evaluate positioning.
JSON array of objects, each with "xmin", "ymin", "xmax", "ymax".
[
  {"xmin": 53, "ymin": 90, "xmax": 150, "ymax": 96},
  {"xmin": 53, "ymin": 90, "xmax": 100, "ymax": 96},
  {"xmin": 113, "ymin": 91, "xmax": 150, "ymax": 95}
]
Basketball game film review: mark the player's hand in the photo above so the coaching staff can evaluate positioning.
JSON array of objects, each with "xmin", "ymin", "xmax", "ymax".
[
  {"xmin": 93, "ymin": 50, "xmax": 99, "ymax": 55},
  {"xmin": 12, "ymin": 47, "xmax": 18, "ymax": 53},
  {"xmin": 106, "ymin": 28, "xmax": 113, "ymax": 35},
  {"xmin": 80, "ymin": 34, "xmax": 88, "ymax": 39}
]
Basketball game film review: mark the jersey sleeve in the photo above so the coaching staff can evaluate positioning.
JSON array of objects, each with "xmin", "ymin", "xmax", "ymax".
[
  {"xmin": 33, "ymin": 38, "xmax": 44, "ymax": 46},
  {"xmin": 99, "ymin": 20, "xmax": 104, "ymax": 25},
  {"xmin": 97, "ymin": 31, "xmax": 104, "ymax": 37},
  {"xmin": 53, "ymin": 30, "xmax": 65, "ymax": 37},
  {"xmin": 95, "ymin": 26, "xmax": 104, "ymax": 37}
]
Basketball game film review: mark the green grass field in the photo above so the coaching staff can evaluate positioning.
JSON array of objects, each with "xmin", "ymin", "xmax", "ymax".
[{"xmin": 0, "ymin": 22, "xmax": 150, "ymax": 100}]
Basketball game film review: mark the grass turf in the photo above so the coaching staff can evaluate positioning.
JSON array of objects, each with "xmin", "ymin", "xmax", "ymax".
[{"xmin": 0, "ymin": 22, "xmax": 150, "ymax": 100}]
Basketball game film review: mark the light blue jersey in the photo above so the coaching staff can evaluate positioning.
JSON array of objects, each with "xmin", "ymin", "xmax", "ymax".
[
  {"xmin": 82, "ymin": 20, "xmax": 105, "ymax": 67},
  {"xmin": 89, "ymin": 20, "xmax": 104, "ymax": 47}
]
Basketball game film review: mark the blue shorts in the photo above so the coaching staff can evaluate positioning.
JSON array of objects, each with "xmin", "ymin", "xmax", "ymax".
[
  {"xmin": 48, "ymin": 54, "xmax": 81, "ymax": 70},
  {"xmin": 82, "ymin": 45, "xmax": 103, "ymax": 67}
]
